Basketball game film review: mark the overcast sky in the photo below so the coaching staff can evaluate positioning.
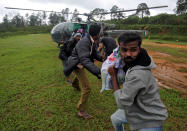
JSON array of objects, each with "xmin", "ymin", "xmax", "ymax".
[{"xmin": 0, "ymin": 0, "xmax": 178, "ymax": 22}]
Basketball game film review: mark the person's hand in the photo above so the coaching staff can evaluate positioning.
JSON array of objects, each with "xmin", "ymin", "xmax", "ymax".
[
  {"xmin": 102, "ymin": 53, "xmax": 106, "ymax": 62},
  {"xmin": 77, "ymin": 63, "xmax": 83, "ymax": 69},
  {"xmin": 60, "ymin": 40, "xmax": 64, "ymax": 44},
  {"xmin": 108, "ymin": 66, "xmax": 119, "ymax": 91},
  {"xmin": 108, "ymin": 66, "xmax": 117, "ymax": 77}
]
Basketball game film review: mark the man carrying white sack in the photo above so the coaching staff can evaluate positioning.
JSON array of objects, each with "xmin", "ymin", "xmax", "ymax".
[
  {"xmin": 100, "ymin": 47, "xmax": 126, "ymax": 92},
  {"xmin": 108, "ymin": 32, "xmax": 168, "ymax": 131}
]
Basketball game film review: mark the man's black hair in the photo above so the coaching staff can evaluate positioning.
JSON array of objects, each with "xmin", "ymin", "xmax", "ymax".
[
  {"xmin": 89, "ymin": 24, "xmax": 101, "ymax": 37},
  {"xmin": 118, "ymin": 32, "xmax": 142, "ymax": 46}
]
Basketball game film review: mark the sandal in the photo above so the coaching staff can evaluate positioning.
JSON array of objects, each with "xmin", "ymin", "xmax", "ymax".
[{"xmin": 77, "ymin": 111, "xmax": 93, "ymax": 119}]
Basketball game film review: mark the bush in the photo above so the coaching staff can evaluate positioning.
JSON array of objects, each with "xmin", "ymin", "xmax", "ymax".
[{"xmin": 115, "ymin": 24, "xmax": 187, "ymax": 35}]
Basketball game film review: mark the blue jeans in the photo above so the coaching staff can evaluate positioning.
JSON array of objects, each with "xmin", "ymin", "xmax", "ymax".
[{"xmin": 111, "ymin": 109, "xmax": 162, "ymax": 131}]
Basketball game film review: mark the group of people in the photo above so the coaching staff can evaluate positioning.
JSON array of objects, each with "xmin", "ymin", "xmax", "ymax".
[{"xmin": 58, "ymin": 23, "xmax": 168, "ymax": 131}]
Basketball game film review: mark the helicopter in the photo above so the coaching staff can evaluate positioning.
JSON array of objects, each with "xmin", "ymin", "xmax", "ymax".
[{"xmin": 5, "ymin": 5, "xmax": 168, "ymax": 44}]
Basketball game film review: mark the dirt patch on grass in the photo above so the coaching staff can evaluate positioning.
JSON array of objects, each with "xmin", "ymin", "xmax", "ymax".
[{"xmin": 148, "ymin": 50, "xmax": 187, "ymax": 97}]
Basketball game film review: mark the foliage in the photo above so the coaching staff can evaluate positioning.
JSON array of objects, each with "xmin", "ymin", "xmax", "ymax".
[
  {"xmin": 175, "ymin": 0, "xmax": 187, "ymax": 14},
  {"xmin": 0, "ymin": 34, "xmax": 187, "ymax": 131},
  {"xmin": 91, "ymin": 8, "xmax": 108, "ymax": 21},
  {"xmin": 3, "ymin": 14, "xmax": 9, "ymax": 26},
  {"xmin": 136, "ymin": 3, "xmax": 150, "ymax": 18},
  {"xmin": 1, "ymin": 6, "xmax": 187, "ymax": 42},
  {"xmin": 29, "ymin": 13, "xmax": 41, "ymax": 26},
  {"xmin": 121, "ymin": 16, "xmax": 140, "ymax": 24},
  {"xmin": 49, "ymin": 13, "xmax": 66, "ymax": 25},
  {"xmin": 108, "ymin": 13, "xmax": 187, "ymax": 25},
  {"xmin": 11, "ymin": 14, "xmax": 25, "ymax": 27},
  {"xmin": 113, "ymin": 23, "xmax": 187, "ymax": 34},
  {"xmin": 105, "ymin": 14, "xmax": 187, "ymax": 42},
  {"xmin": 71, "ymin": 9, "xmax": 81, "ymax": 22},
  {"xmin": 110, "ymin": 5, "xmax": 124, "ymax": 20},
  {"xmin": 61, "ymin": 8, "xmax": 70, "ymax": 20}
]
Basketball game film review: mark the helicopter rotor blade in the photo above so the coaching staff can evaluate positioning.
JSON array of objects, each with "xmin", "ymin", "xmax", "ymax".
[
  {"xmin": 91, "ymin": 5, "xmax": 168, "ymax": 15},
  {"xmin": 72, "ymin": 5, "xmax": 168, "ymax": 17},
  {"xmin": 5, "ymin": 5, "xmax": 168, "ymax": 20},
  {"xmin": 4, "ymin": 7, "xmax": 73, "ymax": 14}
]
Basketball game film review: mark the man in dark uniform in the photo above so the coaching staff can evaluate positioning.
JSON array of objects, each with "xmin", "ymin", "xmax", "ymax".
[
  {"xmin": 98, "ymin": 36, "xmax": 117, "ymax": 57},
  {"xmin": 58, "ymin": 32, "xmax": 82, "ymax": 88},
  {"xmin": 64, "ymin": 24, "xmax": 103, "ymax": 119}
]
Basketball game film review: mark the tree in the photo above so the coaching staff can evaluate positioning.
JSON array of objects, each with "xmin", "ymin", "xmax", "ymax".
[
  {"xmin": 71, "ymin": 9, "xmax": 80, "ymax": 22},
  {"xmin": 3, "ymin": 15, "xmax": 9, "ymax": 26},
  {"xmin": 116, "ymin": 8, "xmax": 125, "ymax": 19},
  {"xmin": 59, "ymin": 14, "xmax": 66, "ymax": 23},
  {"xmin": 123, "ymin": 16, "xmax": 140, "ymax": 24},
  {"xmin": 61, "ymin": 8, "xmax": 69, "ymax": 21},
  {"xmin": 49, "ymin": 13, "xmax": 59, "ymax": 25},
  {"xmin": 36, "ymin": 12, "xmax": 42, "ymax": 26},
  {"xmin": 11, "ymin": 14, "xmax": 25, "ymax": 27},
  {"xmin": 25, "ymin": 13, "xmax": 29, "ymax": 26},
  {"xmin": 64, "ymin": 8, "xmax": 70, "ymax": 20},
  {"xmin": 110, "ymin": 5, "xmax": 119, "ymax": 19},
  {"xmin": 48, "ymin": 13, "xmax": 65, "ymax": 25},
  {"xmin": 42, "ymin": 11, "xmax": 47, "ymax": 25},
  {"xmin": 91, "ymin": 8, "xmax": 107, "ymax": 21},
  {"xmin": 175, "ymin": 0, "xmax": 187, "ymax": 14},
  {"xmin": 29, "ymin": 13, "xmax": 40, "ymax": 26},
  {"xmin": 136, "ymin": 3, "xmax": 150, "ymax": 18},
  {"xmin": 110, "ymin": 5, "xmax": 125, "ymax": 20}
]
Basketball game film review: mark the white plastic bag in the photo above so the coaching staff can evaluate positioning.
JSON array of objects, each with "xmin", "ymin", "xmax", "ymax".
[{"xmin": 100, "ymin": 47, "xmax": 126, "ymax": 92}]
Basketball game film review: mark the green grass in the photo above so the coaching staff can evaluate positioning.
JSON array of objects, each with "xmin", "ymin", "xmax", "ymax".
[
  {"xmin": 145, "ymin": 34, "xmax": 187, "ymax": 43},
  {"xmin": 142, "ymin": 40, "xmax": 187, "ymax": 63},
  {"xmin": 0, "ymin": 34, "xmax": 186, "ymax": 131},
  {"xmin": 160, "ymin": 89, "xmax": 187, "ymax": 131},
  {"xmin": 142, "ymin": 39, "xmax": 187, "ymax": 63},
  {"xmin": 142, "ymin": 41, "xmax": 187, "ymax": 63},
  {"xmin": 143, "ymin": 38, "xmax": 187, "ymax": 46},
  {"xmin": 143, "ymin": 44, "xmax": 187, "ymax": 57}
]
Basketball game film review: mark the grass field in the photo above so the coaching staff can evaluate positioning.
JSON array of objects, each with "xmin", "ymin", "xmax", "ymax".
[
  {"xmin": 0, "ymin": 34, "xmax": 186, "ymax": 131},
  {"xmin": 144, "ymin": 39, "xmax": 187, "ymax": 46},
  {"xmin": 143, "ymin": 39, "xmax": 187, "ymax": 63}
]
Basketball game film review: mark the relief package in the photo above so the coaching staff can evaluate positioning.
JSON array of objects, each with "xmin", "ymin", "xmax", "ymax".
[{"xmin": 100, "ymin": 47, "xmax": 126, "ymax": 92}]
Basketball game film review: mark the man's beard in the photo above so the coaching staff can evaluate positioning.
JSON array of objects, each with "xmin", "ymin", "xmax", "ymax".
[{"xmin": 124, "ymin": 56, "xmax": 134, "ymax": 64}]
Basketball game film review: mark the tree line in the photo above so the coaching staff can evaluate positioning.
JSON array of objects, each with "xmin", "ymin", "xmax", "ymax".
[
  {"xmin": 0, "ymin": 0, "xmax": 186, "ymax": 36},
  {"xmin": 109, "ymin": 13, "xmax": 187, "ymax": 25}
]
